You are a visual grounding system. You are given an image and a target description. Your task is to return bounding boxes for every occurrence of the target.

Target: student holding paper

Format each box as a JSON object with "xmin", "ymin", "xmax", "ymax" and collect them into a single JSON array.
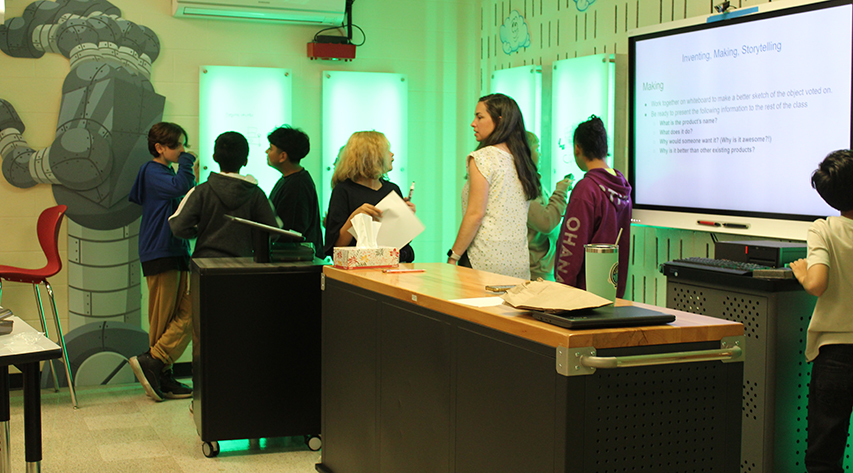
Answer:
[{"xmin": 323, "ymin": 131, "xmax": 416, "ymax": 262}]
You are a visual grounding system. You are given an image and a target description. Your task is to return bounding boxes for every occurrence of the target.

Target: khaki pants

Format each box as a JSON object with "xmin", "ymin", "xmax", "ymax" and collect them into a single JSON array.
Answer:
[{"xmin": 146, "ymin": 270, "xmax": 192, "ymax": 366}]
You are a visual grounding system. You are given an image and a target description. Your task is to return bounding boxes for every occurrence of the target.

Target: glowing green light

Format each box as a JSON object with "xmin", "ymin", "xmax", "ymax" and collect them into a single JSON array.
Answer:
[
  {"xmin": 491, "ymin": 65, "xmax": 542, "ymax": 139},
  {"xmin": 218, "ymin": 439, "xmax": 250, "ymax": 453},
  {"xmin": 551, "ymin": 54, "xmax": 616, "ymax": 182},
  {"xmin": 199, "ymin": 66, "xmax": 292, "ymax": 195},
  {"xmin": 320, "ymin": 71, "xmax": 408, "ymax": 213}
]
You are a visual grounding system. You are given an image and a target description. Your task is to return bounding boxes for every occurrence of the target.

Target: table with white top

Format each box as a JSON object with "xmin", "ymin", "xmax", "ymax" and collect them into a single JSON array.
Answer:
[{"xmin": 0, "ymin": 316, "xmax": 62, "ymax": 473}]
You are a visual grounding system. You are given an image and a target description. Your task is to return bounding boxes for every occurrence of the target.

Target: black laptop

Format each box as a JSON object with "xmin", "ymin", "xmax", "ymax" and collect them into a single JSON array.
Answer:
[{"xmin": 529, "ymin": 304, "xmax": 675, "ymax": 329}]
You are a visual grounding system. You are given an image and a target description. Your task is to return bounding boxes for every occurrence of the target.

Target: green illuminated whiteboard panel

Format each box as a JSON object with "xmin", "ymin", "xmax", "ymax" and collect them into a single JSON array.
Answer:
[
  {"xmin": 199, "ymin": 66, "xmax": 292, "ymax": 195},
  {"xmin": 491, "ymin": 65, "xmax": 542, "ymax": 138},
  {"xmin": 321, "ymin": 71, "xmax": 408, "ymax": 212},
  {"xmin": 551, "ymin": 54, "xmax": 615, "ymax": 182}
]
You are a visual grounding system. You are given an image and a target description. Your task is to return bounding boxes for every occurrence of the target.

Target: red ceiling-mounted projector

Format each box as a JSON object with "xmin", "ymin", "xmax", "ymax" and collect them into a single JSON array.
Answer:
[
  {"xmin": 307, "ymin": 0, "xmax": 357, "ymax": 61},
  {"xmin": 307, "ymin": 40, "xmax": 356, "ymax": 61}
]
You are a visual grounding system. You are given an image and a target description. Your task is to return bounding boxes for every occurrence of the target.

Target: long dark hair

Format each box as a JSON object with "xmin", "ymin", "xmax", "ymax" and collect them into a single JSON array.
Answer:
[{"xmin": 476, "ymin": 94, "xmax": 540, "ymax": 200}]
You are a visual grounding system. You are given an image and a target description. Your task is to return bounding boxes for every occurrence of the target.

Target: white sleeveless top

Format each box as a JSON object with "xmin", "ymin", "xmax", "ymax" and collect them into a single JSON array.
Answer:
[{"xmin": 462, "ymin": 146, "xmax": 531, "ymax": 279}]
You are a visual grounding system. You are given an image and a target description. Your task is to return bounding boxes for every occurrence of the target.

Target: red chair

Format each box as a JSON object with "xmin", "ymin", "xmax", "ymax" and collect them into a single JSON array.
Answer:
[{"xmin": 0, "ymin": 205, "xmax": 77, "ymax": 407}]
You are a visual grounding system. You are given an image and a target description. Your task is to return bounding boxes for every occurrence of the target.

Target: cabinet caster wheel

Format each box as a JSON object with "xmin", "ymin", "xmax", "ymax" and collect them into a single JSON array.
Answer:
[
  {"xmin": 306, "ymin": 435, "xmax": 322, "ymax": 451},
  {"xmin": 202, "ymin": 441, "xmax": 220, "ymax": 457}
]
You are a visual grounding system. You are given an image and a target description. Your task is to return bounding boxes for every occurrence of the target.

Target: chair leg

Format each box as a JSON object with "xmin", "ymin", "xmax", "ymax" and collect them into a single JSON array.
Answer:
[
  {"xmin": 31, "ymin": 285, "xmax": 60, "ymax": 393},
  {"xmin": 43, "ymin": 281, "xmax": 78, "ymax": 408}
]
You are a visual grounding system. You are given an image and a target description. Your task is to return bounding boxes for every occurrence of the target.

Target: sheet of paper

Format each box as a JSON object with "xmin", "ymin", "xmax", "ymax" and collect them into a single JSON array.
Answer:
[
  {"xmin": 450, "ymin": 297, "xmax": 506, "ymax": 308},
  {"xmin": 374, "ymin": 191, "xmax": 425, "ymax": 249}
]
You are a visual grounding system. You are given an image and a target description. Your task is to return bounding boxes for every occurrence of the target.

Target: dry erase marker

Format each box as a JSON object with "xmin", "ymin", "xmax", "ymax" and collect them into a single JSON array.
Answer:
[
  {"xmin": 383, "ymin": 268, "xmax": 426, "ymax": 274},
  {"xmin": 405, "ymin": 181, "xmax": 415, "ymax": 201},
  {"xmin": 697, "ymin": 220, "xmax": 721, "ymax": 227}
]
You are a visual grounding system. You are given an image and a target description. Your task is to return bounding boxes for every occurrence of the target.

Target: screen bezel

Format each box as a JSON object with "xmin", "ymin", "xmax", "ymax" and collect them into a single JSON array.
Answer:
[{"xmin": 627, "ymin": 0, "xmax": 853, "ymax": 239}]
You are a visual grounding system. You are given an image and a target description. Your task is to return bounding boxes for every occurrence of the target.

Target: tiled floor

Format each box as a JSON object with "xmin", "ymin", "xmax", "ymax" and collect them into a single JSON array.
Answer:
[{"xmin": 6, "ymin": 382, "xmax": 321, "ymax": 472}]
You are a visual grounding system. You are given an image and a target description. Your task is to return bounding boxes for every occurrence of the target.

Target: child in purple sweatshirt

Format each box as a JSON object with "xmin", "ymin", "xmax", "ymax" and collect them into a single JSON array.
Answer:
[{"xmin": 554, "ymin": 116, "xmax": 632, "ymax": 298}]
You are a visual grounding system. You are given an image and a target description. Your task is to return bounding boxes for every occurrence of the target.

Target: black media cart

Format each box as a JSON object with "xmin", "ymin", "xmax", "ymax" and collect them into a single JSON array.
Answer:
[
  {"xmin": 191, "ymin": 257, "xmax": 323, "ymax": 457},
  {"xmin": 661, "ymin": 262, "xmax": 817, "ymax": 473}
]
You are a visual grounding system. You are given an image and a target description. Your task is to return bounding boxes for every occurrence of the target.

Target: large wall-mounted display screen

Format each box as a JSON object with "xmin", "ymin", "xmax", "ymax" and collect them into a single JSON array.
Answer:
[{"xmin": 629, "ymin": 0, "xmax": 852, "ymax": 239}]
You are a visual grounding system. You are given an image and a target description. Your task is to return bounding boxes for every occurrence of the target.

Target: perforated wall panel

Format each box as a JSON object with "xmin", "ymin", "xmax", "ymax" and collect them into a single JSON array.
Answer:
[
  {"xmin": 669, "ymin": 282, "xmax": 769, "ymax": 472},
  {"xmin": 667, "ymin": 278, "xmax": 816, "ymax": 473},
  {"xmin": 583, "ymin": 362, "xmax": 735, "ymax": 472}
]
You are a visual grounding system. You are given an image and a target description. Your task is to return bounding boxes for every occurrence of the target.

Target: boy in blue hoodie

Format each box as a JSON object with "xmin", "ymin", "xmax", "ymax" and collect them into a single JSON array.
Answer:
[
  {"xmin": 554, "ymin": 115, "xmax": 632, "ymax": 297},
  {"xmin": 128, "ymin": 122, "xmax": 196, "ymax": 402}
]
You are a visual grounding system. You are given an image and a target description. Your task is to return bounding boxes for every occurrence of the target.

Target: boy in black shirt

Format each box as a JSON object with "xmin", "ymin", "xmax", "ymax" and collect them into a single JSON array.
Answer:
[{"xmin": 266, "ymin": 126, "xmax": 324, "ymax": 259}]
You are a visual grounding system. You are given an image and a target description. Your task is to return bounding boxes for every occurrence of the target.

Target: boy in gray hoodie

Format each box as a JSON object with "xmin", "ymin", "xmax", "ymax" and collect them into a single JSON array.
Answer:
[{"xmin": 169, "ymin": 131, "xmax": 279, "ymax": 258}]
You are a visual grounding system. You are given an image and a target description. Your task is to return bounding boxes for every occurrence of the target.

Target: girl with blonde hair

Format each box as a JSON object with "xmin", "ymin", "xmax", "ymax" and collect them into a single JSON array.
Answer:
[{"xmin": 323, "ymin": 131, "xmax": 416, "ymax": 262}]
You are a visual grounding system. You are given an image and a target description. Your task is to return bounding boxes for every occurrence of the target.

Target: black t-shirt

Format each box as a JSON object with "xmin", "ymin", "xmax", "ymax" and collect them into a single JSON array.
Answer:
[
  {"xmin": 269, "ymin": 169, "xmax": 324, "ymax": 259},
  {"xmin": 323, "ymin": 178, "xmax": 415, "ymax": 262}
]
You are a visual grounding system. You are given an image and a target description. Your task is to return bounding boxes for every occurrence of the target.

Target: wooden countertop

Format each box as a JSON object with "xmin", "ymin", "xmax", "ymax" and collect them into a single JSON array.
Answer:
[{"xmin": 323, "ymin": 263, "xmax": 743, "ymax": 350}]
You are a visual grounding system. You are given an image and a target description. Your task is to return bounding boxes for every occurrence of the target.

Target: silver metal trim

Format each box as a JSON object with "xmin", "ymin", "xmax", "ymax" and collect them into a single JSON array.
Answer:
[{"xmin": 557, "ymin": 336, "xmax": 745, "ymax": 377}]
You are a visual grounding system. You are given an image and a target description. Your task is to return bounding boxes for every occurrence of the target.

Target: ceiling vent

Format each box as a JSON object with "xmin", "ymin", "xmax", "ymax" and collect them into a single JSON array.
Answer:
[{"xmin": 172, "ymin": 0, "xmax": 346, "ymax": 25}]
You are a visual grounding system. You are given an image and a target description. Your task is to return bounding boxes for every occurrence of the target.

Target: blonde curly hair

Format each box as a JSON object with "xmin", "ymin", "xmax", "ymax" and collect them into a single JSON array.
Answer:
[{"xmin": 331, "ymin": 131, "xmax": 391, "ymax": 188}]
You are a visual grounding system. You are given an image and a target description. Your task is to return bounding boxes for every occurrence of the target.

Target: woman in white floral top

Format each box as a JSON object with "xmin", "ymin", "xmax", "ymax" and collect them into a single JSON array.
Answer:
[{"xmin": 447, "ymin": 94, "xmax": 541, "ymax": 279}]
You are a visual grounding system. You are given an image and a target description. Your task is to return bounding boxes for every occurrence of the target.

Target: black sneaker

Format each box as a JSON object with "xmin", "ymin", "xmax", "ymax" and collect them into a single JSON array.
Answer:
[
  {"xmin": 160, "ymin": 370, "xmax": 192, "ymax": 399},
  {"xmin": 129, "ymin": 352, "xmax": 165, "ymax": 402}
]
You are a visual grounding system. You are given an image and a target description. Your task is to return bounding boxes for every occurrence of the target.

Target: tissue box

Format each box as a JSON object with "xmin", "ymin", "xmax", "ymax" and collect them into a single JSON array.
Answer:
[{"xmin": 333, "ymin": 247, "xmax": 400, "ymax": 269}]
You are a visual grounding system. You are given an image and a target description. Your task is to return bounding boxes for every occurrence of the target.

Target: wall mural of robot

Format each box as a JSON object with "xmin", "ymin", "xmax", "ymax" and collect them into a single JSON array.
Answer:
[{"xmin": 0, "ymin": 0, "xmax": 163, "ymax": 386}]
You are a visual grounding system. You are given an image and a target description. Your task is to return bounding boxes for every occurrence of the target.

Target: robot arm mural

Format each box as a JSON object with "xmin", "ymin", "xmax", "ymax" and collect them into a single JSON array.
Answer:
[
  {"xmin": 1, "ymin": 0, "xmax": 164, "ymax": 228},
  {"xmin": 0, "ymin": 0, "xmax": 164, "ymax": 387}
]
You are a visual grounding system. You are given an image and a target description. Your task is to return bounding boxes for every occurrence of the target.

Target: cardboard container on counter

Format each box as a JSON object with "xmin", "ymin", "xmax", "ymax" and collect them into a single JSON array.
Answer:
[{"xmin": 333, "ymin": 247, "xmax": 400, "ymax": 269}]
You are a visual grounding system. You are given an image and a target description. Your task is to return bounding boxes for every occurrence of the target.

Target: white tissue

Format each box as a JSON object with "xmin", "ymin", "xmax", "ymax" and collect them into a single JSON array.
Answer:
[{"xmin": 350, "ymin": 214, "xmax": 382, "ymax": 248}]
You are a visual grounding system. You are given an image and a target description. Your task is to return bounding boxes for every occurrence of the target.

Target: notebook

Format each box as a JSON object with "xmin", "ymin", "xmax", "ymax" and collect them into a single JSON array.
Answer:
[{"xmin": 529, "ymin": 304, "xmax": 675, "ymax": 329}]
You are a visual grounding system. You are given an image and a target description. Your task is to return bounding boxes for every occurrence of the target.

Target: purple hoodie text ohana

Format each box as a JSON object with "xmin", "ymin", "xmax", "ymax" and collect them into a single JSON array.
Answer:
[{"xmin": 554, "ymin": 168, "xmax": 633, "ymax": 298}]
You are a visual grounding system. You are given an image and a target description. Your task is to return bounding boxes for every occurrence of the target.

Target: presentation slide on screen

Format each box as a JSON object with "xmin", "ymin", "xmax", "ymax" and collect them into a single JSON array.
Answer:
[{"xmin": 633, "ymin": 4, "xmax": 852, "ymax": 217}]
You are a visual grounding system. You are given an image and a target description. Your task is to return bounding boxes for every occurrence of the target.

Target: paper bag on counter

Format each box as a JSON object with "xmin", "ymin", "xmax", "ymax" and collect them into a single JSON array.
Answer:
[{"xmin": 500, "ymin": 279, "xmax": 611, "ymax": 312}]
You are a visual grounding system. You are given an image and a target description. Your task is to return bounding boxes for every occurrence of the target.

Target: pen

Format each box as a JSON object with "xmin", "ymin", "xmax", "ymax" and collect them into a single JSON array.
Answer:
[
  {"xmin": 383, "ymin": 268, "xmax": 426, "ymax": 274},
  {"xmin": 405, "ymin": 181, "xmax": 415, "ymax": 201},
  {"xmin": 723, "ymin": 223, "xmax": 750, "ymax": 229},
  {"xmin": 697, "ymin": 220, "xmax": 721, "ymax": 227}
]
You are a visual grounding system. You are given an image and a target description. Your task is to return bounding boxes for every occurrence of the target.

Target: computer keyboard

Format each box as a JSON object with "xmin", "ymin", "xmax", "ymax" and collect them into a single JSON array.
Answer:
[{"xmin": 664, "ymin": 257, "xmax": 774, "ymax": 276}]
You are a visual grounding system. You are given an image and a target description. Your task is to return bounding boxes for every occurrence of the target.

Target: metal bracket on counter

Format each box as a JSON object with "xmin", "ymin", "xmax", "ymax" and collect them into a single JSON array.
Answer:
[{"xmin": 556, "ymin": 335, "xmax": 746, "ymax": 377}]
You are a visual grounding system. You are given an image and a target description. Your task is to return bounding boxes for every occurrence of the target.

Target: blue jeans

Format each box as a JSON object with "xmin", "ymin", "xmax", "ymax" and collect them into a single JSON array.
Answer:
[{"xmin": 807, "ymin": 344, "xmax": 853, "ymax": 473}]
